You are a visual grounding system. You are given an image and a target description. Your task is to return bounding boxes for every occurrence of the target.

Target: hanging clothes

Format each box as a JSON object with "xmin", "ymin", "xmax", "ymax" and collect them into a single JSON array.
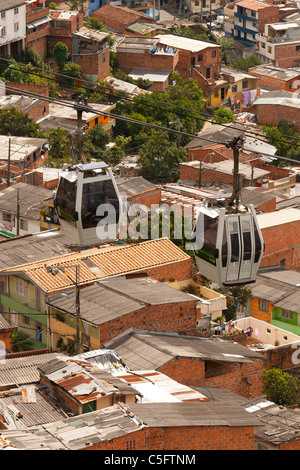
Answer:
[
  {"xmin": 242, "ymin": 90, "xmax": 251, "ymax": 106},
  {"xmin": 250, "ymin": 89, "xmax": 257, "ymax": 102}
]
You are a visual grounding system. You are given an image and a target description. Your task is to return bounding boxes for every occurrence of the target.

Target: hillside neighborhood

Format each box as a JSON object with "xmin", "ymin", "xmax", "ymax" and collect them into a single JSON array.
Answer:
[{"xmin": 0, "ymin": 0, "xmax": 300, "ymax": 454}]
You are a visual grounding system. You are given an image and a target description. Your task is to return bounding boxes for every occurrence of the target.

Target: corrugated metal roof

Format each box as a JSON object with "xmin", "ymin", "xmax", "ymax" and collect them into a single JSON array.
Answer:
[
  {"xmin": 0, "ymin": 353, "xmax": 66, "ymax": 387},
  {"xmin": 0, "ymin": 387, "xmax": 66, "ymax": 429},
  {"xmin": 0, "ymin": 238, "xmax": 191, "ymax": 294},
  {"xmin": 105, "ymin": 329, "xmax": 265, "ymax": 370}
]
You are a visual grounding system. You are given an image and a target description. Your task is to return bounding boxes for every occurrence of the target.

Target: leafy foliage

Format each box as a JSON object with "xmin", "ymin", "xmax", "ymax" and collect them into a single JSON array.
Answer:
[
  {"xmin": 137, "ymin": 129, "xmax": 187, "ymax": 183},
  {"xmin": 46, "ymin": 127, "xmax": 72, "ymax": 167},
  {"xmin": 11, "ymin": 330, "xmax": 35, "ymax": 352},
  {"xmin": 0, "ymin": 107, "xmax": 44, "ymax": 138},
  {"xmin": 216, "ymin": 285, "xmax": 252, "ymax": 322},
  {"xmin": 262, "ymin": 119, "xmax": 300, "ymax": 164},
  {"xmin": 263, "ymin": 368, "xmax": 300, "ymax": 406},
  {"xmin": 230, "ymin": 55, "xmax": 262, "ymax": 71},
  {"xmin": 53, "ymin": 42, "xmax": 68, "ymax": 71},
  {"xmin": 213, "ymin": 107, "xmax": 235, "ymax": 124}
]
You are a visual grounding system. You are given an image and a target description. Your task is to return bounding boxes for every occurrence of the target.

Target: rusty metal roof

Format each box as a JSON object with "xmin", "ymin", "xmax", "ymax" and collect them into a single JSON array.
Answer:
[{"xmin": 0, "ymin": 238, "xmax": 191, "ymax": 294}]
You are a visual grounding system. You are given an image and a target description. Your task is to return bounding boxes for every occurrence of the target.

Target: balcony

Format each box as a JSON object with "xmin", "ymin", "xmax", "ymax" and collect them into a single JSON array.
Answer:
[{"xmin": 234, "ymin": 11, "xmax": 257, "ymax": 23}]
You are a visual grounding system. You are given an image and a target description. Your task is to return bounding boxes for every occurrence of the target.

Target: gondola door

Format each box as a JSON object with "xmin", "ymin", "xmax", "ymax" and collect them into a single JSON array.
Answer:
[
  {"xmin": 224, "ymin": 215, "xmax": 242, "ymax": 284},
  {"xmin": 238, "ymin": 213, "xmax": 254, "ymax": 282}
]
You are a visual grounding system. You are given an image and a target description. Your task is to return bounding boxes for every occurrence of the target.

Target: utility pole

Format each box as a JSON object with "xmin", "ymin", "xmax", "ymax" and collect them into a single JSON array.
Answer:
[
  {"xmin": 16, "ymin": 188, "xmax": 20, "ymax": 236},
  {"xmin": 7, "ymin": 137, "xmax": 11, "ymax": 187},
  {"xmin": 226, "ymin": 135, "xmax": 244, "ymax": 211},
  {"xmin": 74, "ymin": 94, "xmax": 89, "ymax": 164}
]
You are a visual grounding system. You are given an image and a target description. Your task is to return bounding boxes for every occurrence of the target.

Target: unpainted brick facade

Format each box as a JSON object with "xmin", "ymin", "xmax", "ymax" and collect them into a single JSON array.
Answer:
[{"xmin": 158, "ymin": 356, "xmax": 264, "ymax": 399}]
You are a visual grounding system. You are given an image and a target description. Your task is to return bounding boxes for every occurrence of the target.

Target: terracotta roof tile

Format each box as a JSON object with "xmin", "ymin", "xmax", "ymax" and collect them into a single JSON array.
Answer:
[
  {"xmin": 93, "ymin": 4, "xmax": 155, "ymax": 26},
  {"xmin": 1, "ymin": 238, "xmax": 191, "ymax": 294}
]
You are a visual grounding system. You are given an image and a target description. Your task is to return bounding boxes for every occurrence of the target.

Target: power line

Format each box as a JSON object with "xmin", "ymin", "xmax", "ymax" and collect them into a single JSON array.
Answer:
[
  {"xmin": 1, "ymin": 56, "xmax": 300, "ymax": 147},
  {"xmin": 1, "ymin": 82, "xmax": 300, "ymax": 165}
]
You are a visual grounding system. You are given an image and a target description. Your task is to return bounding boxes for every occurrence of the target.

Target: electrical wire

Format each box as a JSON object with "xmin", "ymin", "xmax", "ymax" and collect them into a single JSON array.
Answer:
[
  {"xmin": 1, "ymin": 82, "xmax": 300, "ymax": 165},
  {"xmin": 1, "ymin": 56, "xmax": 300, "ymax": 147}
]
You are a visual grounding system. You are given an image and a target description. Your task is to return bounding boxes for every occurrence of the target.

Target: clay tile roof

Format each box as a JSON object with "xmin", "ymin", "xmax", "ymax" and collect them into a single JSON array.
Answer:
[
  {"xmin": 93, "ymin": 4, "xmax": 155, "ymax": 26},
  {"xmin": 235, "ymin": 0, "xmax": 275, "ymax": 10},
  {"xmin": 0, "ymin": 238, "xmax": 191, "ymax": 294}
]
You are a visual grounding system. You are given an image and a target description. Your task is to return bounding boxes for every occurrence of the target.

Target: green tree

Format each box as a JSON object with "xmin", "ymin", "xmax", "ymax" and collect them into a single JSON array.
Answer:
[
  {"xmin": 11, "ymin": 330, "xmax": 35, "ymax": 352},
  {"xmin": 262, "ymin": 119, "xmax": 300, "ymax": 164},
  {"xmin": 83, "ymin": 124, "xmax": 110, "ymax": 161},
  {"xmin": 63, "ymin": 62, "xmax": 81, "ymax": 87},
  {"xmin": 137, "ymin": 129, "xmax": 187, "ymax": 183},
  {"xmin": 230, "ymin": 55, "xmax": 262, "ymax": 71},
  {"xmin": 0, "ymin": 107, "xmax": 44, "ymax": 137},
  {"xmin": 217, "ymin": 285, "xmax": 252, "ymax": 322},
  {"xmin": 66, "ymin": 0, "xmax": 85, "ymax": 10},
  {"xmin": 263, "ymin": 368, "xmax": 300, "ymax": 406},
  {"xmin": 53, "ymin": 42, "xmax": 68, "ymax": 71},
  {"xmin": 219, "ymin": 38, "xmax": 236, "ymax": 66},
  {"xmin": 213, "ymin": 107, "xmax": 235, "ymax": 124},
  {"xmin": 46, "ymin": 127, "xmax": 72, "ymax": 167}
]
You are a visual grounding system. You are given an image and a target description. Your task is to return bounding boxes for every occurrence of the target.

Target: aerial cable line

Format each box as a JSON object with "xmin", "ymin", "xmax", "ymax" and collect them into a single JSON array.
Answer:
[
  {"xmin": 1, "ymin": 56, "xmax": 300, "ymax": 146},
  {"xmin": 1, "ymin": 83, "xmax": 300, "ymax": 166}
]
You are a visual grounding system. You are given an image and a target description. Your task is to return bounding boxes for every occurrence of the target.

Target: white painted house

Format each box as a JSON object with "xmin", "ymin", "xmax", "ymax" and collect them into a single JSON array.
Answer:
[{"xmin": 0, "ymin": 0, "xmax": 26, "ymax": 56}]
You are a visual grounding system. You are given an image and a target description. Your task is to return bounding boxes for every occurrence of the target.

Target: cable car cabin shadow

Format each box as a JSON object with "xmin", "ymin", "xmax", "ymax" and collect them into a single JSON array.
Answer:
[
  {"xmin": 190, "ymin": 201, "xmax": 264, "ymax": 287},
  {"xmin": 54, "ymin": 162, "xmax": 122, "ymax": 246}
]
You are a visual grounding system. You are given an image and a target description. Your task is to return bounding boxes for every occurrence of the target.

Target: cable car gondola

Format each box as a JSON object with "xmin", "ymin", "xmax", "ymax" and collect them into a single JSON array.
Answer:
[
  {"xmin": 54, "ymin": 161, "xmax": 122, "ymax": 246},
  {"xmin": 190, "ymin": 136, "xmax": 264, "ymax": 286}
]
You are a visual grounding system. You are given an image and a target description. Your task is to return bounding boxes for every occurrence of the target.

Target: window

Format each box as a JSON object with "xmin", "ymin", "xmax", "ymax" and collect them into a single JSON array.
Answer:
[
  {"xmin": 281, "ymin": 308, "xmax": 293, "ymax": 320},
  {"xmin": 206, "ymin": 67, "xmax": 211, "ymax": 79},
  {"xmin": 283, "ymin": 335, "xmax": 288, "ymax": 341},
  {"xmin": 211, "ymin": 50, "xmax": 216, "ymax": 58},
  {"xmin": 251, "ymin": 10, "xmax": 256, "ymax": 17},
  {"xmin": 1, "ymin": 26, "xmax": 6, "ymax": 37},
  {"xmin": 232, "ymin": 84, "xmax": 237, "ymax": 93},
  {"xmin": 14, "ymin": 7, "xmax": 19, "ymax": 14},
  {"xmin": 14, "ymin": 23, "xmax": 19, "ymax": 32},
  {"xmin": 198, "ymin": 53, "xmax": 203, "ymax": 62},
  {"xmin": 258, "ymin": 298, "xmax": 269, "ymax": 312},
  {"xmin": 126, "ymin": 440, "xmax": 136, "ymax": 450},
  {"xmin": 15, "ymin": 278, "xmax": 27, "ymax": 297},
  {"xmin": 2, "ymin": 212, "xmax": 11, "ymax": 222},
  {"xmin": 266, "ymin": 328, "xmax": 271, "ymax": 334},
  {"xmin": 1, "ymin": 12, "xmax": 5, "ymax": 18},
  {"xmin": 20, "ymin": 219, "xmax": 28, "ymax": 231},
  {"xmin": 191, "ymin": 56, "xmax": 195, "ymax": 66},
  {"xmin": 23, "ymin": 316, "xmax": 30, "ymax": 325},
  {"xmin": 296, "ymin": 45, "xmax": 300, "ymax": 51},
  {"xmin": 242, "ymin": 80, "xmax": 248, "ymax": 89}
]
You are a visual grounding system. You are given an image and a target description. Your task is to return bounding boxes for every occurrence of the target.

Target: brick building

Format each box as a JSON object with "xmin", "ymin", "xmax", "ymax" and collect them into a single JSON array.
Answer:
[
  {"xmin": 155, "ymin": 34, "xmax": 223, "ymax": 102},
  {"xmin": 249, "ymin": 64, "xmax": 300, "ymax": 92},
  {"xmin": 256, "ymin": 22, "xmax": 300, "ymax": 67},
  {"xmin": 0, "ymin": 314, "xmax": 16, "ymax": 354},
  {"xmin": 116, "ymin": 176, "xmax": 161, "ymax": 209},
  {"xmin": 116, "ymin": 36, "xmax": 179, "ymax": 92},
  {"xmin": 48, "ymin": 9, "xmax": 84, "ymax": 55},
  {"xmin": 26, "ymin": 0, "xmax": 51, "ymax": 58},
  {"xmin": 233, "ymin": 0, "xmax": 280, "ymax": 45},
  {"xmin": 72, "ymin": 26, "xmax": 110, "ymax": 83},
  {"xmin": 91, "ymin": 4, "xmax": 156, "ymax": 36},
  {"xmin": 105, "ymin": 329, "xmax": 266, "ymax": 399},
  {"xmin": 257, "ymin": 207, "xmax": 300, "ymax": 270},
  {"xmin": 47, "ymin": 277, "xmax": 199, "ymax": 349},
  {"xmin": 179, "ymin": 159, "xmax": 270, "ymax": 187},
  {"xmin": 0, "ymin": 238, "xmax": 194, "ymax": 348},
  {"xmin": 0, "ymin": 401, "xmax": 261, "ymax": 450},
  {"xmin": 253, "ymin": 90, "xmax": 300, "ymax": 133}
]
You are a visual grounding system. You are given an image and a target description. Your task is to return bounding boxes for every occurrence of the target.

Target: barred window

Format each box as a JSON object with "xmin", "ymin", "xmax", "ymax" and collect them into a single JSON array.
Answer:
[{"xmin": 258, "ymin": 298, "xmax": 268, "ymax": 312}]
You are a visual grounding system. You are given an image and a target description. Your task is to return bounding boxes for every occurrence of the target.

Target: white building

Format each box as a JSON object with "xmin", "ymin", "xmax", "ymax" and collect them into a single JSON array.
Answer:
[{"xmin": 0, "ymin": 0, "xmax": 26, "ymax": 56}]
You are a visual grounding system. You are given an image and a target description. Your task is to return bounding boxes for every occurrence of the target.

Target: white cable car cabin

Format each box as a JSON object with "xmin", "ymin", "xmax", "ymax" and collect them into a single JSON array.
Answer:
[
  {"xmin": 54, "ymin": 161, "xmax": 122, "ymax": 246},
  {"xmin": 191, "ymin": 200, "xmax": 264, "ymax": 286},
  {"xmin": 190, "ymin": 134, "xmax": 264, "ymax": 287}
]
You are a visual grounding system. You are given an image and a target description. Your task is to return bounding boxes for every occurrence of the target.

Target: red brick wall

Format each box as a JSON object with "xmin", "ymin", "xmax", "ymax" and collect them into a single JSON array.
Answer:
[
  {"xmin": 248, "ymin": 70, "xmax": 299, "ymax": 92},
  {"xmin": 116, "ymin": 50, "xmax": 178, "ymax": 75},
  {"xmin": 256, "ymin": 103, "xmax": 300, "ymax": 133},
  {"xmin": 180, "ymin": 162, "xmax": 257, "ymax": 186},
  {"xmin": 128, "ymin": 187, "xmax": 162, "ymax": 208},
  {"xmin": 274, "ymin": 43, "xmax": 300, "ymax": 68},
  {"xmin": 260, "ymin": 220, "xmax": 300, "ymax": 270},
  {"xmin": 159, "ymin": 356, "xmax": 264, "ymax": 399},
  {"xmin": 99, "ymin": 300, "xmax": 197, "ymax": 346},
  {"xmin": 73, "ymin": 49, "xmax": 110, "ymax": 81},
  {"xmin": 84, "ymin": 425, "xmax": 255, "ymax": 450},
  {"xmin": 258, "ymin": 5, "xmax": 280, "ymax": 33},
  {"xmin": 174, "ymin": 46, "xmax": 221, "ymax": 89},
  {"xmin": 0, "ymin": 329, "xmax": 15, "ymax": 354}
]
